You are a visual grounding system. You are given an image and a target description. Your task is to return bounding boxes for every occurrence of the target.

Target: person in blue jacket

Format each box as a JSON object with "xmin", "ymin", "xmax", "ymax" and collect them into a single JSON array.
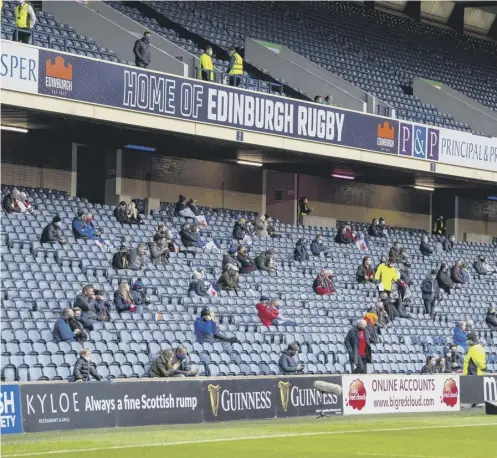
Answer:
[
  {"xmin": 310, "ymin": 234, "xmax": 328, "ymax": 257},
  {"xmin": 52, "ymin": 309, "xmax": 81, "ymax": 342},
  {"xmin": 453, "ymin": 321, "xmax": 468, "ymax": 352},
  {"xmin": 194, "ymin": 308, "xmax": 238, "ymax": 344},
  {"xmin": 72, "ymin": 211, "xmax": 90, "ymax": 239}
]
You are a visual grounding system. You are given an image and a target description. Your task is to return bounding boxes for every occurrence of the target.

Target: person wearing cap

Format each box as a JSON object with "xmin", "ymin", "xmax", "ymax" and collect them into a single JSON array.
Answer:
[
  {"xmin": 254, "ymin": 248, "xmax": 277, "ymax": 273},
  {"xmin": 446, "ymin": 344, "xmax": 464, "ymax": 372},
  {"xmin": 375, "ymin": 257, "xmax": 399, "ymax": 294},
  {"xmin": 40, "ymin": 215, "xmax": 66, "ymax": 245},
  {"xmin": 294, "ymin": 238, "xmax": 309, "ymax": 262},
  {"xmin": 72, "ymin": 211, "xmax": 91, "ymax": 239},
  {"xmin": 313, "ymin": 269, "xmax": 335, "ymax": 295},
  {"xmin": 345, "ymin": 319, "xmax": 374, "ymax": 374},
  {"xmin": 73, "ymin": 349, "xmax": 102, "ymax": 382},
  {"xmin": 463, "ymin": 331, "xmax": 487, "ymax": 375},
  {"xmin": 279, "ymin": 343, "xmax": 304, "ymax": 374},
  {"xmin": 421, "ymin": 268, "xmax": 440, "ymax": 318},
  {"xmin": 194, "ymin": 307, "xmax": 238, "ymax": 344},
  {"xmin": 130, "ymin": 278, "xmax": 151, "ymax": 306},
  {"xmin": 421, "ymin": 355, "xmax": 436, "ymax": 374},
  {"xmin": 236, "ymin": 245, "xmax": 254, "ymax": 274},
  {"xmin": 217, "ymin": 263, "xmax": 240, "ymax": 291},
  {"xmin": 419, "ymin": 234, "xmax": 433, "ymax": 256}
]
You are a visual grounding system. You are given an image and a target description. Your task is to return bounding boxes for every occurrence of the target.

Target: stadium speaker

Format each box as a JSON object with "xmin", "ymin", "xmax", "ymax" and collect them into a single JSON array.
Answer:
[{"xmin": 485, "ymin": 401, "xmax": 497, "ymax": 415}]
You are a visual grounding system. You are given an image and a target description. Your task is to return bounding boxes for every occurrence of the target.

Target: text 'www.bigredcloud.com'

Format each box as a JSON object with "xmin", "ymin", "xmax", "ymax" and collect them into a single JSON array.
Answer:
[{"xmin": 373, "ymin": 396, "xmax": 435, "ymax": 410}]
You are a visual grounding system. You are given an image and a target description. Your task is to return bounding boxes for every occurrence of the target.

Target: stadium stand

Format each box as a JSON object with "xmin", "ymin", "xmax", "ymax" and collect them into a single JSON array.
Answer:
[{"xmin": 1, "ymin": 185, "xmax": 496, "ymax": 382}]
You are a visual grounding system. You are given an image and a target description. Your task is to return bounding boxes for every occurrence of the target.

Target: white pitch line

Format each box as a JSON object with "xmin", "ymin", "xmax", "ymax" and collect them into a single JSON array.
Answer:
[
  {"xmin": 3, "ymin": 422, "xmax": 497, "ymax": 457},
  {"xmin": 356, "ymin": 453, "xmax": 455, "ymax": 458}
]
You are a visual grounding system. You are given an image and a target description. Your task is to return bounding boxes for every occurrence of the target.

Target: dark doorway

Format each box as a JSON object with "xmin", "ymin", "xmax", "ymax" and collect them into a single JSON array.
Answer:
[{"xmin": 76, "ymin": 145, "xmax": 106, "ymax": 204}]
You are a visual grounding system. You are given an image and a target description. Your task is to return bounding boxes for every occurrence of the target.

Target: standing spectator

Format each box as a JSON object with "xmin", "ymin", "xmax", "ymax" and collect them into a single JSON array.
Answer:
[
  {"xmin": 127, "ymin": 201, "xmax": 143, "ymax": 225},
  {"xmin": 294, "ymin": 238, "xmax": 309, "ymax": 262},
  {"xmin": 52, "ymin": 309, "xmax": 81, "ymax": 342},
  {"xmin": 40, "ymin": 215, "xmax": 66, "ymax": 245},
  {"xmin": 133, "ymin": 31, "xmax": 151, "ymax": 68},
  {"xmin": 421, "ymin": 269, "xmax": 440, "ymax": 318},
  {"xmin": 227, "ymin": 47, "xmax": 243, "ymax": 86},
  {"xmin": 114, "ymin": 281, "xmax": 136, "ymax": 313},
  {"xmin": 420, "ymin": 235, "xmax": 433, "ymax": 256},
  {"xmin": 310, "ymin": 234, "xmax": 328, "ymax": 257},
  {"xmin": 189, "ymin": 271, "xmax": 209, "ymax": 297},
  {"xmin": 463, "ymin": 332, "xmax": 487, "ymax": 376},
  {"xmin": 345, "ymin": 319, "xmax": 374, "ymax": 374},
  {"xmin": 443, "ymin": 234, "xmax": 455, "ymax": 252},
  {"xmin": 486, "ymin": 306, "xmax": 497, "ymax": 331},
  {"xmin": 451, "ymin": 261, "xmax": 464, "ymax": 284},
  {"xmin": 130, "ymin": 278, "xmax": 151, "ymax": 306},
  {"xmin": 378, "ymin": 291, "xmax": 398, "ymax": 320},
  {"xmin": 324, "ymin": 94, "xmax": 333, "ymax": 106},
  {"xmin": 114, "ymin": 201, "xmax": 129, "ymax": 226},
  {"xmin": 437, "ymin": 263, "xmax": 454, "ymax": 295},
  {"xmin": 194, "ymin": 308, "xmax": 238, "ymax": 344},
  {"xmin": 254, "ymin": 214, "xmax": 269, "ymax": 237},
  {"xmin": 73, "ymin": 285, "xmax": 99, "ymax": 331},
  {"xmin": 217, "ymin": 264, "xmax": 240, "ymax": 292},
  {"xmin": 453, "ymin": 321, "xmax": 468, "ymax": 352},
  {"xmin": 73, "ymin": 349, "xmax": 102, "ymax": 382},
  {"xmin": 313, "ymin": 269, "xmax": 335, "ymax": 295},
  {"xmin": 314, "ymin": 95, "xmax": 323, "ymax": 104},
  {"xmin": 232, "ymin": 218, "xmax": 252, "ymax": 246},
  {"xmin": 222, "ymin": 246, "xmax": 240, "ymax": 270},
  {"xmin": 376, "ymin": 302, "xmax": 392, "ymax": 329},
  {"xmin": 446, "ymin": 344, "xmax": 464, "ymax": 372},
  {"xmin": 298, "ymin": 197, "xmax": 311, "ymax": 225},
  {"xmin": 375, "ymin": 257, "xmax": 399, "ymax": 295},
  {"xmin": 199, "ymin": 46, "xmax": 214, "ymax": 81},
  {"xmin": 2, "ymin": 188, "xmax": 21, "ymax": 213},
  {"xmin": 356, "ymin": 256, "xmax": 375, "ymax": 284},
  {"xmin": 236, "ymin": 246, "xmax": 254, "ymax": 274},
  {"xmin": 433, "ymin": 216, "xmax": 446, "ymax": 237},
  {"xmin": 254, "ymin": 248, "xmax": 277, "ymax": 273},
  {"xmin": 392, "ymin": 283, "xmax": 411, "ymax": 318},
  {"xmin": 474, "ymin": 256, "xmax": 496, "ymax": 276},
  {"xmin": 421, "ymin": 356, "xmax": 436, "ymax": 374},
  {"xmin": 14, "ymin": 0, "xmax": 36, "ymax": 44},
  {"xmin": 279, "ymin": 343, "xmax": 303, "ymax": 374},
  {"xmin": 150, "ymin": 237, "xmax": 169, "ymax": 265},
  {"xmin": 93, "ymin": 290, "xmax": 111, "ymax": 322}
]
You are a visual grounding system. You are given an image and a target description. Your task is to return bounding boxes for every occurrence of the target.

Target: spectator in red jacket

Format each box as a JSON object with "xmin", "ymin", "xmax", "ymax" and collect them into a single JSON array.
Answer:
[
  {"xmin": 313, "ymin": 269, "xmax": 335, "ymax": 295},
  {"xmin": 256, "ymin": 297, "xmax": 296, "ymax": 328}
]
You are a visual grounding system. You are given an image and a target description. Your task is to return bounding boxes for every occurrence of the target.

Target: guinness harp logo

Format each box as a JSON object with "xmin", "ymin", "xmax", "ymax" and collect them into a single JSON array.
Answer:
[
  {"xmin": 278, "ymin": 381, "xmax": 291, "ymax": 412},
  {"xmin": 208, "ymin": 384, "xmax": 221, "ymax": 417}
]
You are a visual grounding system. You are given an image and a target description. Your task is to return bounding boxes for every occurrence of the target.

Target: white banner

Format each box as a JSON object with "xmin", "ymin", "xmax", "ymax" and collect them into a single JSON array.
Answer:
[
  {"xmin": 439, "ymin": 129, "xmax": 497, "ymax": 172},
  {"xmin": 342, "ymin": 374, "xmax": 460, "ymax": 415},
  {"xmin": 1, "ymin": 41, "xmax": 39, "ymax": 94}
]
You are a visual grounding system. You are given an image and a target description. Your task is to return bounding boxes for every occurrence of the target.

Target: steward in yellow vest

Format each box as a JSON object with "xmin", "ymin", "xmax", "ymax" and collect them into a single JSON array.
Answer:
[
  {"xmin": 227, "ymin": 47, "xmax": 243, "ymax": 86},
  {"xmin": 198, "ymin": 46, "xmax": 214, "ymax": 81},
  {"xmin": 15, "ymin": 1, "xmax": 37, "ymax": 44}
]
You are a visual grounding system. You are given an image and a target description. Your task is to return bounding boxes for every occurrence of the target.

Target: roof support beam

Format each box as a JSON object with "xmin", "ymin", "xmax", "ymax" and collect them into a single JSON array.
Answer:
[{"xmin": 448, "ymin": 3, "xmax": 465, "ymax": 33}]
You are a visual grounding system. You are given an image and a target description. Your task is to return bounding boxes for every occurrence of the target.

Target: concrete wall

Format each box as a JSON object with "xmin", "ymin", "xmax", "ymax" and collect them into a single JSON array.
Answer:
[
  {"xmin": 43, "ymin": 0, "xmax": 189, "ymax": 77},
  {"xmin": 265, "ymin": 170, "xmax": 296, "ymax": 224}
]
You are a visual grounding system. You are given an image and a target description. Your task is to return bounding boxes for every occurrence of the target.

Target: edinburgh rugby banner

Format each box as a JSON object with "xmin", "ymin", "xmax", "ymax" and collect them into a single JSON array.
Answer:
[{"xmin": 342, "ymin": 374, "xmax": 460, "ymax": 415}]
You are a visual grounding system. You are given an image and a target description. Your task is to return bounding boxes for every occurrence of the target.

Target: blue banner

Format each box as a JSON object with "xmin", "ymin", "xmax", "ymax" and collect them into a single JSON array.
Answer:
[{"xmin": 0, "ymin": 384, "xmax": 23, "ymax": 434}]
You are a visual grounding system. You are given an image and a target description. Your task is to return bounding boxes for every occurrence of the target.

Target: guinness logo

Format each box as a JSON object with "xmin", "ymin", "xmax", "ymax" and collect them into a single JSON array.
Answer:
[
  {"xmin": 278, "ymin": 381, "xmax": 291, "ymax": 412},
  {"xmin": 208, "ymin": 384, "xmax": 221, "ymax": 417}
]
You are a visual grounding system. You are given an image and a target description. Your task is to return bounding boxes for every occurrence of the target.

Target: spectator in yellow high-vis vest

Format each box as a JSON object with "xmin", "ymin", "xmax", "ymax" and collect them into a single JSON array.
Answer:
[
  {"xmin": 14, "ymin": 0, "xmax": 37, "ymax": 44},
  {"xmin": 199, "ymin": 46, "xmax": 214, "ymax": 81},
  {"xmin": 463, "ymin": 331, "xmax": 487, "ymax": 376},
  {"xmin": 227, "ymin": 47, "xmax": 243, "ymax": 87}
]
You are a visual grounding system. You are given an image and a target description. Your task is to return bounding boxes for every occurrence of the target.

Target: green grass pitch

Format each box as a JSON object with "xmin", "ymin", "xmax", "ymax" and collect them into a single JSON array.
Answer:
[{"xmin": 2, "ymin": 410, "xmax": 496, "ymax": 458}]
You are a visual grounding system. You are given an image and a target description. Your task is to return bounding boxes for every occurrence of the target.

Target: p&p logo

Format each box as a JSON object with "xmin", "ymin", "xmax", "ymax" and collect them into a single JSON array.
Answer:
[
  {"xmin": 441, "ymin": 378, "xmax": 459, "ymax": 408},
  {"xmin": 346, "ymin": 379, "xmax": 367, "ymax": 411},
  {"xmin": 0, "ymin": 385, "xmax": 23, "ymax": 434},
  {"xmin": 399, "ymin": 122, "xmax": 439, "ymax": 161}
]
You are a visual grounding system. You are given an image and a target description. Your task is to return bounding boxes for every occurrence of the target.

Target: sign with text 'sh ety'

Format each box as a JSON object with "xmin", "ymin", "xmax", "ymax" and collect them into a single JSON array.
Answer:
[{"xmin": 0, "ymin": 384, "xmax": 23, "ymax": 434}]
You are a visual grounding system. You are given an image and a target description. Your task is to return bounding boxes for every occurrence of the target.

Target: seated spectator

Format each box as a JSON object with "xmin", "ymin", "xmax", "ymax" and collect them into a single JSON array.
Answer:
[
  {"xmin": 165, "ymin": 229, "xmax": 180, "ymax": 253},
  {"xmin": 356, "ymin": 256, "xmax": 375, "ymax": 284},
  {"xmin": 114, "ymin": 201, "xmax": 129, "ymax": 226},
  {"xmin": 41, "ymin": 215, "xmax": 66, "ymax": 245},
  {"xmin": 376, "ymin": 302, "xmax": 392, "ymax": 328},
  {"xmin": 466, "ymin": 319, "xmax": 475, "ymax": 333},
  {"xmin": 232, "ymin": 217, "xmax": 252, "ymax": 246},
  {"xmin": 112, "ymin": 243, "xmax": 148, "ymax": 270},
  {"xmin": 236, "ymin": 246, "xmax": 254, "ymax": 274},
  {"xmin": 461, "ymin": 262, "xmax": 471, "ymax": 283},
  {"xmin": 446, "ymin": 344, "xmax": 464, "ymax": 372},
  {"xmin": 150, "ymin": 237, "xmax": 169, "ymax": 265},
  {"xmin": 434, "ymin": 357, "xmax": 447, "ymax": 374},
  {"xmin": 254, "ymin": 248, "xmax": 277, "ymax": 273},
  {"xmin": 486, "ymin": 306, "xmax": 497, "ymax": 331},
  {"xmin": 149, "ymin": 350, "xmax": 181, "ymax": 378},
  {"xmin": 153, "ymin": 223, "xmax": 167, "ymax": 243},
  {"xmin": 254, "ymin": 214, "xmax": 269, "ymax": 237},
  {"xmin": 421, "ymin": 269, "xmax": 440, "ymax": 319},
  {"xmin": 474, "ymin": 256, "xmax": 496, "ymax": 276},
  {"xmin": 314, "ymin": 95, "xmax": 323, "ymax": 104},
  {"xmin": 174, "ymin": 345, "xmax": 199, "ymax": 377},
  {"xmin": 2, "ymin": 188, "xmax": 22, "ymax": 213},
  {"xmin": 127, "ymin": 201, "xmax": 143, "ymax": 225},
  {"xmin": 257, "ymin": 298, "xmax": 297, "ymax": 328},
  {"xmin": 114, "ymin": 281, "xmax": 136, "ymax": 313},
  {"xmin": 392, "ymin": 283, "xmax": 411, "ymax": 318},
  {"xmin": 451, "ymin": 261, "xmax": 464, "ymax": 284},
  {"xmin": 294, "ymin": 238, "xmax": 309, "ymax": 262},
  {"xmin": 335, "ymin": 224, "xmax": 353, "ymax": 244},
  {"xmin": 378, "ymin": 217, "xmax": 389, "ymax": 237},
  {"xmin": 421, "ymin": 355, "xmax": 436, "ymax": 374},
  {"xmin": 189, "ymin": 271, "xmax": 210, "ymax": 297},
  {"xmin": 72, "ymin": 211, "xmax": 90, "ymax": 239},
  {"xmin": 69, "ymin": 308, "xmax": 89, "ymax": 342},
  {"xmin": 389, "ymin": 241, "xmax": 403, "ymax": 263},
  {"xmin": 298, "ymin": 197, "xmax": 311, "ymax": 224},
  {"xmin": 223, "ymin": 246, "xmax": 240, "ymax": 270},
  {"xmin": 175, "ymin": 195, "xmax": 206, "ymax": 226},
  {"xmin": 324, "ymin": 94, "xmax": 333, "ymax": 106},
  {"xmin": 378, "ymin": 291, "xmax": 397, "ymax": 320},
  {"xmin": 93, "ymin": 290, "xmax": 111, "ymax": 322},
  {"xmin": 194, "ymin": 307, "xmax": 238, "ymax": 344},
  {"xmin": 73, "ymin": 285, "xmax": 99, "ymax": 331},
  {"xmin": 52, "ymin": 308, "xmax": 82, "ymax": 342},
  {"xmin": 443, "ymin": 234, "xmax": 455, "ymax": 252},
  {"xmin": 265, "ymin": 214, "xmax": 281, "ymax": 238},
  {"xmin": 420, "ymin": 235, "xmax": 433, "ymax": 256},
  {"xmin": 310, "ymin": 234, "xmax": 328, "ymax": 257},
  {"xmin": 313, "ymin": 269, "xmax": 335, "ymax": 295},
  {"xmin": 130, "ymin": 278, "xmax": 151, "ymax": 306},
  {"xmin": 453, "ymin": 321, "xmax": 468, "ymax": 352},
  {"xmin": 179, "ymin": 224, "xmax": 206, "ymax": 249},
  {"xmin": 399, "ymin": 259, "xmax": 412, "ymax": 285},
  {"xmin": 217, "ymin": 263, "xmax": 240, "ymax": 291},
  {"xmin": 279, "ymin": 343, "xmax": 303, "ymax": 374},
  {"xmin": 368, "ymin": 218, "xmax": 383, "ymax": 237},
  {"xmin": 85, "ymin": 213, "xmax": 112, "ymax": 249},
  {"xmin": 17, "ymin": 192, "xmax": 33, "ymax": 213},
  {"xmin": 187, "ymin": 199, "xmax": 199, "ymax": 216},
  {"xmin": 375, "ymin": 257, "xmax": 399, "ymax": 294},
  {"xmin": 112, "ymin": 244, "xmax": 129, "ymax": 270},
  {"xmin": 463, "ymin": 331, "xmax": 487, "ymax": 376},
  {"xmin": 437, "ymin": 263, "xmax": 454, "ymax": 295},
  {"xmin": 73, "ymin": 349, "xmax": 102, "ymax": 382}
]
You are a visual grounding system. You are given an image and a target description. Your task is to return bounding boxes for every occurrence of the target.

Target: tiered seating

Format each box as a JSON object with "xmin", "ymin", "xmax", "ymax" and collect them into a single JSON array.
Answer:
[
  {"xmin": 1, "ymin": 185, "xmax": 496, "ymax": 382},
  {"xmin": 1, "ymin": 1, "xmax": 127, "ymax": 64},
  {"xmin": 143, "ymin": 0, "xmax": 497, "ymax": 131}
]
